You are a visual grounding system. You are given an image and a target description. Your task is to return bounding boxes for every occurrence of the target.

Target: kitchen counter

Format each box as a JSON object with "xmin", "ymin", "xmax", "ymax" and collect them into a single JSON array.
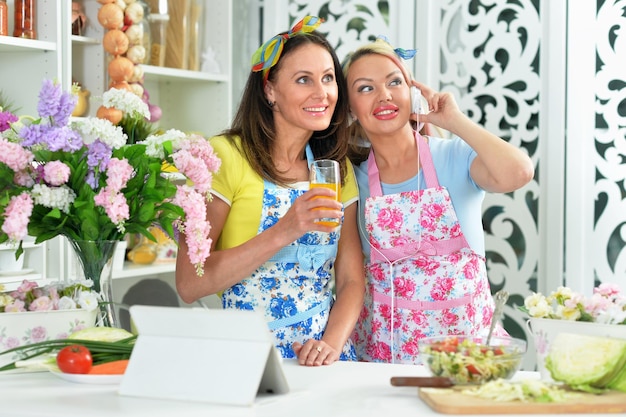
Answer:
[{"xmin": 0, "ymin": 360, "xmax": 618, "ymax": 416}]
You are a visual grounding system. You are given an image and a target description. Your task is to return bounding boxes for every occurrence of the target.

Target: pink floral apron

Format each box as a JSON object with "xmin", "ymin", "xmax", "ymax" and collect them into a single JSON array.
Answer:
[
  {"xmin": 222, "ymin": 145, "xmax": 356, "ymax": 360},
  {"xmin": 352, "ymin": 133, "xmax": 503, "ymax": 364}
]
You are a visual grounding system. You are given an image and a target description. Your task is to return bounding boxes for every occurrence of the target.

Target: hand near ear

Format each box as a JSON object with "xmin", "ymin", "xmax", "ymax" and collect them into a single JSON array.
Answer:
[{"xmin": 411, "ymin": 81, "xmax": 465, "ymax": 134}]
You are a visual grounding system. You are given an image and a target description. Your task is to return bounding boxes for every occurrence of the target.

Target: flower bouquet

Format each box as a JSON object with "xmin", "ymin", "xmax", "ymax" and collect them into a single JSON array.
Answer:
[
  {"xmin": 0, "ymin": 79, "xmax": 220, "ymax": 326},
  {"xmin": 520, "ymin": 283, "xmax": 626, "ymax": 325}
]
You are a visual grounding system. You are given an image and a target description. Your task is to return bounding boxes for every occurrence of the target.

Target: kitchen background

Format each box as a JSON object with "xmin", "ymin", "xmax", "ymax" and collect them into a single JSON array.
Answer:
[{"xmin": 0, "ymin": 0, "xmax": 624, "ymax": 371}]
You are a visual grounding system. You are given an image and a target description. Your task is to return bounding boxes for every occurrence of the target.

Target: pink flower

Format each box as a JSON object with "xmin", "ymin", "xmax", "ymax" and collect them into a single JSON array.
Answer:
[
  {"xmin": 595, "ymin": 283, "xmax": 622, "ymax": 299},
  {"xmin": 28, "ymin": 296, "xmax": 54, "ymax": 311},
  {"xmin": 376, "ymin": 207, "xmax": 403, "ymax": 230},
  {"xmin": 368, "ymin": 341, "xmax": 391, "ymax": 361},
  {"xmin": 1, "ymin": 193, "xmax": 33, "ymax": 242},
  {"xmin": 439, "ymin": 309, "xmax": 459, "ymax": 327},
  {"xmin": 15, "ymin": 279, "xmax": 39, "ymax": 297},
  {"xmin": 5, "ymin": 299, "xmax": 26, "ymax": 312},
  {"xmin": 394, "ymin": 277, "xmax": 416, "ymax": 298},
  {"xmin": 105, "ymin": 158, "xmax": 133, "ymax": 191},
  {"xmin": 423, "ymin": 203, "xmax": 444, "ymax": 220},
  {"xmin": 42, "ymin": 161, "xmax": 70, "ymax": 186},
  {"xmin": 172, "ymin": 185, "xmax": 212, "ymax": 274},
  {"xmin": 431, "ymin": 277, "xmax": 455, "ymax": 300},
  {"xmin": 28, "ymin": 326, "xmax": 49, "ymax": 343},
  {"xmin": 94, "ymin": 188, "xmax": 130, "ymax": 230},
  {"xmin": 3, "ymin": 337, "xmax": 21, "ymax": 349},
  {"xmin": 0, "ymin": 138, "xmax": 34, "ymax": 171},
  {"xmin": 14, "ymin": 170, "xmax": 34, "ymax": 187}
]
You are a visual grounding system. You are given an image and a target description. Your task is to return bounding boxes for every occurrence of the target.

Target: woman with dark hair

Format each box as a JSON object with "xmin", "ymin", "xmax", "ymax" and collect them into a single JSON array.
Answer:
[{"xmin": 176, "ymin": 17, "xmax": 364, "ymax": 366}]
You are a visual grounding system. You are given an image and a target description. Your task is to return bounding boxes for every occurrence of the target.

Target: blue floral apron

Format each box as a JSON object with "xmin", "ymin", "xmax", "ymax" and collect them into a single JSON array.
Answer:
[{"xmin": 222, "ymin": 145, "xmax": 356, "ymax": 360}]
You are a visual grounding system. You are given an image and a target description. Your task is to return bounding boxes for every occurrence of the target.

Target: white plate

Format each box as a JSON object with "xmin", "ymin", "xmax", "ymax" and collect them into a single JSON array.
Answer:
[
  {"xmin": 0, "ymin": 269, "xmax": 35, "ymax": 277},
  {"xmin": 49, "ymin": 369, "xmax": 123, "ymax": 385}
]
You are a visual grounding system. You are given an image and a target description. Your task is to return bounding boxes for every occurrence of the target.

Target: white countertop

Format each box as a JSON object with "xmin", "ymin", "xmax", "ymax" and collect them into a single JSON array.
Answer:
[{"xmin": 0, "ymin": 361, "xmax": 617, "ymax": 417}]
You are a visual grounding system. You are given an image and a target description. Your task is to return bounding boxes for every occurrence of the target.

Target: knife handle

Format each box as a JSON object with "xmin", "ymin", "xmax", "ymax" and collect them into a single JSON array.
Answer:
[{"xmin": 390, "ymin": 376, "xmax": 454, "ymax": 388}]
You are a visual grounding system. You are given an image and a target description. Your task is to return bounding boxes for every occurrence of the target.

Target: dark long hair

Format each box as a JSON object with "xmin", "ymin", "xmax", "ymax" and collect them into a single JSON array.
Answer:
[{"xmin": 222, "ymin": 30, "xmax": 350, "ymax": 186}]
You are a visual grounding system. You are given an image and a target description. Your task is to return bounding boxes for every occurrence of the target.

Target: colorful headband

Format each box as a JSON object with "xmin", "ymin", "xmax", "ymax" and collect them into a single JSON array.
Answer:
[
  {"xmin": 251, "ymin": 15, "xmax": 323, "ymax": 82},
  {"xmin": 377, "ymin": 35, "xmax": 417, "ymax": 60}
]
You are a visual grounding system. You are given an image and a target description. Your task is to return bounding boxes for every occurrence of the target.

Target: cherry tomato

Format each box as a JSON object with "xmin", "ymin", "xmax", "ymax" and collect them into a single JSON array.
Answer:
[
  {"xmin": 466, "ymin": 364, "xmax": 481, "ymax": 375},
  {"xmin": 56, "ymin": 344, "xmax": 93, "ymax": 374}
]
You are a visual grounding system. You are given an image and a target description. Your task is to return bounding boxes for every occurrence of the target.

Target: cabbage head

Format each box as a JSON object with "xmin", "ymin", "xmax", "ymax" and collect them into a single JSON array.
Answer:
[{"xmin": 545, "ymin": 332, "xmax": 626, "ymax": 393}]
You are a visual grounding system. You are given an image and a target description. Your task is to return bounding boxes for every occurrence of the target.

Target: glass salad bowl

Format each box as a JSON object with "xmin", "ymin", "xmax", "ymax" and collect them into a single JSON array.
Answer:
[{"xmin": 418, "ymin": 335, "xmax": 527, "ymax": 385}]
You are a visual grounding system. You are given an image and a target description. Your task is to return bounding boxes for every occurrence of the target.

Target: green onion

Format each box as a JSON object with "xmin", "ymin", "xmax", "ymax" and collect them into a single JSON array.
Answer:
[{"xmin": 0, "ymin": 335, "xmax": 137, "ymax": 371}]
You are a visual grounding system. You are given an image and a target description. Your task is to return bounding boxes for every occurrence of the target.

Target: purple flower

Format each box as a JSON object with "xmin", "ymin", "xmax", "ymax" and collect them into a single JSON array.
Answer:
[
  {"xmin": 35, "ymin": 79, "xmax": 76, "ymax": 127},
  {"xmin": 47, "ymin": 126, "xmax": 83, "ymax": 152},
  {"xmin": 85, "ymin": 140, "xmax": 113, "ymax": 189},
  {"xmin": 18, "ymin": 123, "xmax": 46, "ymax": 147},
  {"xmin": 0, "ymin": 110, "xmax": 18, "ymax": 132},
  {"xmin": 87, "ymin": 140, "xmax": 112, "ymax": 170},
  {"xmin": 54, "ymin": 91, "xmax": 77, "ymax": 127}
]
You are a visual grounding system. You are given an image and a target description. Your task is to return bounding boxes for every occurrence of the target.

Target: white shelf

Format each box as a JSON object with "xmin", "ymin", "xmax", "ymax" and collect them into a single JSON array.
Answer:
[
  {"xmin": 0, "ymin": 277, "xmax": 57, "ymax": 292},
  {"xmin": 0, "ymin": 271, "xmax": 42, "ymax": 284},
  {"xmin": 142, "ymin": 65, "xmax": 228, "ymax": 83},
  {"xmin": 0, "ymin": 242, "xmax": 40, "ymax": 250},
  {"xmin": 0, "ymin": 36, "xmax": 57, "ymax": 52},
  {"xmin": 113, "ymin": 262, "xmax": 176, "ymax": 279},
  {"xmin": 71, "ymin": 35, "xmax": 100, "ymax": 45}
]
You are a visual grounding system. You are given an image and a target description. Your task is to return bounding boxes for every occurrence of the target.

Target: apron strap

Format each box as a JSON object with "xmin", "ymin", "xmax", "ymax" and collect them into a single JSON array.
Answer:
[
  {"xmin": 416, "ymin": 132, "xmax": 440, "ymax": 188},
  {"xmin": 266, "ymin": 297, "xmax": 332, "ymax": 330},
  {"xmin": 373, "ymin": 235, "xmax": 467, "ymax": 263},
  {"xmin": 367, "ymin": 131, "xmax": 440, "ymax": 197},
  {"xmin": 268, "ymin": 243, "xmax": 337, "ymax": 271},
  {"xmin": 372, "ymin": 290, "xmax": 475, "ymax": 311}
]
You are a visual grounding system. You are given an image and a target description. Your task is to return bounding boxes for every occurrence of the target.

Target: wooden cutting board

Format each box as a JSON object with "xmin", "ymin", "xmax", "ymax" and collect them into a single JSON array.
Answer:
[{"xmin": 418, "ymin": 387, "xmax": 626, "ymax": 414}]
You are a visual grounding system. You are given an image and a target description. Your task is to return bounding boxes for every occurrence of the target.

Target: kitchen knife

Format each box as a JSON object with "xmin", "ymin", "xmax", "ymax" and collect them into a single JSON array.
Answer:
[{"xmin": 390, "ymin": 376, "xmax": 454, "ymax": 388}]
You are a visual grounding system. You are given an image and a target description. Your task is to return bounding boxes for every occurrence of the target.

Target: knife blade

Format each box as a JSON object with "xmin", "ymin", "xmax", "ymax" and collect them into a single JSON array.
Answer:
[{"xmin": 390, "ymin": 376, "xmax": 454, "ymax": 388}]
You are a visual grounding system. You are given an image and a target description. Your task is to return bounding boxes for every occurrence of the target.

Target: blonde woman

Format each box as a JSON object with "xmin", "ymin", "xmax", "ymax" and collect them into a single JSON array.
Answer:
[{"xmin": 343, "ymin": 38, "xmax": 534, "ymax": 364}]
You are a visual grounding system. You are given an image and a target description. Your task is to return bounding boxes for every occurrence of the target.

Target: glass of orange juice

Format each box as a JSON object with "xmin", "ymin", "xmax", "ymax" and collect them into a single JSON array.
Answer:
[{"xmin": 310, "ymin": 159, "xmax": 341, "ymax": 227}]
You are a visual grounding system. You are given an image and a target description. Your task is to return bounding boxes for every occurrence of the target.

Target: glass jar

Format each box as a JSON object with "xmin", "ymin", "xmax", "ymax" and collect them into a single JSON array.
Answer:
[
  {"xmin": 148, "ymin": 13, "xmax": 169, "ymax": 66},
  {"xmin": 13, "ymin": 0, "xmax": 36, "ymax": 39},
  {"xmin": 0, "ymin": 0, "xmax": 8, "ymax": 37}
]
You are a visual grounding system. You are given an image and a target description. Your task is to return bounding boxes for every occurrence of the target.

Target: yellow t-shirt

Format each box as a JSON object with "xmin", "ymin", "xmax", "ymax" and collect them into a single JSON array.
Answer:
[{"xmin": 209, "ymin": 135, "xmax": 358, "ymax": 251}]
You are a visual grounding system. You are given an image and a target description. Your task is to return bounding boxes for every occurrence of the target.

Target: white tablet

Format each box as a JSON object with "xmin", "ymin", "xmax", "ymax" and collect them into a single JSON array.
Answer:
[{"xmin": 119, "ymin": 305, "xmax": 290, "ymax": 406}]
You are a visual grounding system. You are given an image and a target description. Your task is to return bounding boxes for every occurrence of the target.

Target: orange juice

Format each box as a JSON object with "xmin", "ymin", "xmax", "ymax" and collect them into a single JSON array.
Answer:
[{"xmin": 310, "ymin": 182, "xmax": 341, "ymax": 227}]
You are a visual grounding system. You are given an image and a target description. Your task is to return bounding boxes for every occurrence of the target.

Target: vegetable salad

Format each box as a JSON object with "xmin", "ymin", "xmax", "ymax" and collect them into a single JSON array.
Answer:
[{"xmin": 420, "ymin": 336, "xmax": 525, "ymax": 385}]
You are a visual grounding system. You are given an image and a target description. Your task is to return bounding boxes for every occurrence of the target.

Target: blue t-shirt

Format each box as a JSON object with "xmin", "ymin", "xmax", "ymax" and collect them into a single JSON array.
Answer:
[{"xmin": 354, "ymin": 136, "xmax": 485, "ymax": 260}]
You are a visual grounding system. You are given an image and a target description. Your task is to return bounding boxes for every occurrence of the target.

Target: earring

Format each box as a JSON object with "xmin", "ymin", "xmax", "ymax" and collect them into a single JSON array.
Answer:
[{"xmin": 268, "ymin": 100, "xmax": 275, "ymax": 108}]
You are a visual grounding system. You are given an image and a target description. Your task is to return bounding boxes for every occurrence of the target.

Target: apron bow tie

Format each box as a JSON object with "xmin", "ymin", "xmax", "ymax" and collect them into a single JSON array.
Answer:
[
  {"xmin": 297, "ymin": 245, "xmax": 332, "ymax": 271},
  {"xmin": 405, "ymin": 240, "xmax": 438, "ymax": 256}
]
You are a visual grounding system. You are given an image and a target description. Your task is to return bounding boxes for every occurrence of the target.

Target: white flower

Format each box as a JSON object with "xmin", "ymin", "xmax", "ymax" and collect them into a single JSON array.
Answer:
[
  {"xmin": 554, "ymin": 304, "xmax": 581, "ymax": 321},
  {"xmin": 102, "ymin": 88, "xmax": 150, "ymax": 119},
  {"xmin": 72, "ymin": 117, "xmax": 127, "ymax": 148},
  {"xmin": 76, "ymin": 290, "xmax": 100, "ymax": 311},
  {"xmin": 143, "ymin": 129, "xmax": 187, "ymax": 159},
  {"xmin": 31, "ymin": 184, "xmax": 76, "ymax": 213},
  {"xmin": 524, "ymin": 293, "xmax": 552, "ymax": 318},
  {"xmin": 57, "ymin": 296, "xmax": 78, "ymax": 310},
  {"xmin": 595, "ymin": 304, "xmax": 626, "ymax": 325},
  {"xmin": 0, "ymin": 293, "xmax": 13, "ymax": 308}
]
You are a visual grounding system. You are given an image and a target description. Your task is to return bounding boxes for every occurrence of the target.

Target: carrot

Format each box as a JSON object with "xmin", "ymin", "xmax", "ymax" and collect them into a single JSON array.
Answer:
[{"xmin": 87, "ymin": 359, "xmax": 130, "ymax": 375}]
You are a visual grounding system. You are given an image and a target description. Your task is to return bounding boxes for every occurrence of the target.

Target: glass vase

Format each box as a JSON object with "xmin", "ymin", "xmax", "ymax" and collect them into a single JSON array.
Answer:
[{"xmin": 67, "ymin": 239, "xmax": 120, "ymax": 328}]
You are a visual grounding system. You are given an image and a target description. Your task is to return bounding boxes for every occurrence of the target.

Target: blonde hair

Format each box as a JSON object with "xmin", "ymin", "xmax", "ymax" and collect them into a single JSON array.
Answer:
[{"xmin": 342, "ymin": 38, "xmax": 414, "ymax": 85}]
